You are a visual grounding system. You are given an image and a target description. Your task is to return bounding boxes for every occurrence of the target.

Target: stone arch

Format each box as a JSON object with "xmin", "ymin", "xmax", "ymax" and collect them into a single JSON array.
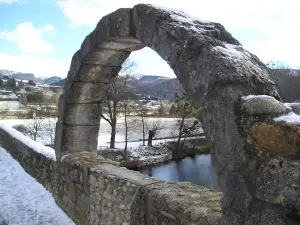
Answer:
[{"xmin": 55, "ymin": 4, "xmax": 280, "ymax": 224}]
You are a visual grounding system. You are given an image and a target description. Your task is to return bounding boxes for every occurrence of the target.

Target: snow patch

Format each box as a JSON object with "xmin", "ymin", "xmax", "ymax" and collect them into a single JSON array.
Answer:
[
  {"xmin": 0, "ymin": 147, "xmax": 74, "ymax": 225},
  {"xmin": 151, "ymin": 4, "xmax": 214, "ymax": 34},
  {"xmin": 284, "ymin": 102, "xmax": 300, "ymax": 108},
  {"xmin": 274, "ymin": 112, "xmax": 300, "ymax": 125},
  {"xmin": 213, "ymin": 43, "xmax": 266, "ymax": 76},
  {"xmin": 241, "ymin": 95, "xmax": 275, "ymax": 101},
  {"xmin": 215, "ymin": 44, "xmax": 248, "ymax": 59},
  {"xmin": 0, "ymin": 124, "xmax": 56, "ymax": 160}
]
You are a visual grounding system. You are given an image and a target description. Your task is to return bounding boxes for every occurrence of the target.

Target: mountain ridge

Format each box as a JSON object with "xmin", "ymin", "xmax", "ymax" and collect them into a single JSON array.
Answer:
[
  {"xmin": 50, "ymin": 75, "xmax": 183, "ymax": 100},
  {"xmin": 0, "ymin": 69, "xmax": 63, "ymax": 84}
]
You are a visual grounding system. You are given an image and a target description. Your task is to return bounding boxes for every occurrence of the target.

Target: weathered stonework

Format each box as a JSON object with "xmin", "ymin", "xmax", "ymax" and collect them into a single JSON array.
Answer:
[
  {"xmin": 251, "ymin": 123, "xmax": 300, "ymax": 156},
  {"xmin": 54, "ymin": 4, "xmax": 296, "ymax": 225},
  {"xmin": 0, "ymin": 126, "xmax": 222, "ymax": 225},
  {"xmin": 0, "ymin": 127, "xmax": 58, "ymax": 194},
  {"xmin": 240, "ymin": 96, "xmax": 300, "ymax": 225}
]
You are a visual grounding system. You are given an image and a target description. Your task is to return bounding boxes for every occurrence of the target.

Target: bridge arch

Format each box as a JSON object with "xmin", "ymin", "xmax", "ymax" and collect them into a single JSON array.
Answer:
[{"xmin": 55, "ymin": 4, "xmax": 279, "ymax": 224}]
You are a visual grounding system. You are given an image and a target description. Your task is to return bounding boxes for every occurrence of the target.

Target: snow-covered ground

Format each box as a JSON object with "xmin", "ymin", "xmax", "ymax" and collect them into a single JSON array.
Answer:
[
  {"xmin": 0, "ymin": 101, "xmax": 27, "ymax": 111},
  {"xmin": 0, "ymin": 147, "xmax": 74, "ymax": 225},
  {"xmin": 0, "ymin": 117, "xmax": 203, "ymax": 150}
]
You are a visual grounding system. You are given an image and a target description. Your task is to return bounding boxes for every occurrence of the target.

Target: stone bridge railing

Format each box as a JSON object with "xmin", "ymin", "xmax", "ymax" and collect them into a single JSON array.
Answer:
[
  {"xmin": 235, "ymin": 96, "xmax": 300, "ymax": 225},
  {"xmin": 0, "ymin": 96, "xmax": 299, "ymax": 224},
  {"xmin": 0, "ymin": 124, "xmax": 222, "ymax": 225}
]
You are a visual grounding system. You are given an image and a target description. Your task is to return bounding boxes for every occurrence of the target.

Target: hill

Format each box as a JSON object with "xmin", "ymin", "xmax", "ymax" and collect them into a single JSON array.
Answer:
[
  {"xmin": 50, "ymin": 75, "xmax": 184, "ymax": 100},
  {"xmin": 0, "ymin": 69, "xmax": 63, "ymax": 85},
  {"xmin": 43, "ymin": 76, "xmax": 62, "ymax": 84},
  {"xmin": 0, "ymin": 69, "xmax": 36, "ymax": 81}
]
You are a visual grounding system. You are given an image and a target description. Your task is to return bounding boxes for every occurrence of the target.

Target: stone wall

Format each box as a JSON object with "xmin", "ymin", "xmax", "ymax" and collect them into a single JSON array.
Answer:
[
  {"xmin": 0, "ymin": 126, "xmax": 58, "ymax": 193},
  {"xmin": 0, "ymin": 126, "xmax": 222, "ymax": 225},
  {"xmin": 238, "ymin": 96, "xmax": 300, "ymax": 224}
]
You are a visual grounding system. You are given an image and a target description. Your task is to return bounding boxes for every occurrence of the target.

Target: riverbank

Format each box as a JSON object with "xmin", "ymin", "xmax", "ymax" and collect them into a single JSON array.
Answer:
[
  {"xmin": 100, "ymin": 145, "xmax": 173, "ymax": 170},
  {"xmin": 167, "ymin": 138, "xmax": 210, "ymax": 160},
  {"xmin": 99, "ymin": 137, "xmax": 210, "ymax": 170}
]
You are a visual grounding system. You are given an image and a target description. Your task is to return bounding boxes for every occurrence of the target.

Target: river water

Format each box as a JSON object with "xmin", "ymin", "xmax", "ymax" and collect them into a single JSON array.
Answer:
[{"xmin": 140, "ymin": 154, "xmax": 220, "ymax": 191}]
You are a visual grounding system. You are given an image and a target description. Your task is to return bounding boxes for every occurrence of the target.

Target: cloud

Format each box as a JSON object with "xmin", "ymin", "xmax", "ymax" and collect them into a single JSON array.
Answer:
[
  {"xmin": 0, "ymin": 22, "xmax": 54, "ymax": 54},
  {"xmin": 41, "ymin": 24, "xmax": 56, "ymax": 35},
  {"xmin": 57, "ymin": 0, "xmax": 300, "ymax": 68},
  {"xmin": 0, "ymin": 52, "xmax": 70, "ymax": 77}
]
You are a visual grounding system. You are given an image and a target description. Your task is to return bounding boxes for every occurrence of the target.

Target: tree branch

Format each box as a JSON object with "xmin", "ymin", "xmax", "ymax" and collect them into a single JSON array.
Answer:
[{"xmin": 101, "ymin": 114, "xmax": 112, "ymax": 126}]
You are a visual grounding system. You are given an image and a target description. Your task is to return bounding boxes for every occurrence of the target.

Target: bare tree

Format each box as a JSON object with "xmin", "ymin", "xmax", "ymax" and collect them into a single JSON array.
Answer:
[
  {"xmin": 43, "ymin": 118, "xmax": 56, "ymax": 146},
  {"xmin": 266, "ymin": 60, "xmax": 290, "ymax": 83},
  {"xmin": 23, "ymin": 108, "xmax": 46, "ymax": 141},
  {"xmin": 266, "ymin": 60, "xmax": 300, "ymax": 102},
  {"xmin": 101, "ymin": 59, "xmax": 137, "ymax": 149},
  {"xmin": 147, "ymin": 119, "xmax": 163, "ymax": 146},
  {"xmin": 122, "ymin": 74, "xmax": 137, "ymax": 152},
  {"xmin": 157, "ymin": 98, "xmax": 166, "ymax": 117},
  {"xmin": 137, "ymin": 104, "xmax": 148, "ymax": 146},
  {"xmin": 174, "ymin": 92, "xmax": 202, "ymax": 144},
  {"xmin": 20, "ymin": 95, "xmax": 58, "ymax": 144}
]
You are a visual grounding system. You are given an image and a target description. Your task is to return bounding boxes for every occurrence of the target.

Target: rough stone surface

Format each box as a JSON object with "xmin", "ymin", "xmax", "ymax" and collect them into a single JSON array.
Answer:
[
  {"xmin": 53, "ymin": 4, "xmax": 296, "ymax": 225},
  {"xmin": 240, "ymin": 95, "xmax": 300, "ymax": 225},
  {"xmin": 241, "ymin": 95, "xmax": 290, "ymax": 116},
  {"xmin": 1, "ymin": 126, "xmax": 223, "ymax": 225},
  {"xmin": 0, "ymin": 127, "xmax": 58, "ymax": 194},
  {"xmin": 251, "ymin": 123, "xmax": 300, "ymax": 156},
  {"xmin": 132, "ymin": 182, "xmax": 222, "ymax": 225}
]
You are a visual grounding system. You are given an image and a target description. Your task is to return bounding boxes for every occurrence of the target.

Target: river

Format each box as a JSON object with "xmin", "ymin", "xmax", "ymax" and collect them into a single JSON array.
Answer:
[{"xmin": 140, "ymin": 154, "xmax": 220, "ymax": 191}]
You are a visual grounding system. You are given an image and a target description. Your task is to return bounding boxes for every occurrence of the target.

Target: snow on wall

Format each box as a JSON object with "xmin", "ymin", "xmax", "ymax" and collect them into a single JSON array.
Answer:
[
  {"xmin": 212, "ymin": 43, "xmax": 266, "ymax": 77},
  {"xmin": 151, "ymin": 4, "xmax": 216, "ymax": 34},
  {"xmin": 241, "ymin": 94, "xmax": 275, "ymax": 101},
  {"xmin": 151, "ymin": 4, "xmax": 269, "ymax": 82},
  {"xmin": 0, "ymin": 124, "xmax": 56, "ymax": 159},
  {"xmin": 274, "ymin": 112, "xmax": 300, "ymax": 125}
]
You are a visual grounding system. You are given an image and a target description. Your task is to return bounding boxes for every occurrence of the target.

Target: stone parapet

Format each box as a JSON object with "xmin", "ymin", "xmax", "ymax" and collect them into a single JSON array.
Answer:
[{"xmin": 0, "ymin": 126, "xmax": 222, "ymax": 225}]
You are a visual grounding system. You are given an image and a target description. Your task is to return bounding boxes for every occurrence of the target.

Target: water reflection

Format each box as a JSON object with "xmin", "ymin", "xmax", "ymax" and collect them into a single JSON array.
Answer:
[{"xmin": 140, "ymin": 154, "xmax": 220, "ymax": 191}]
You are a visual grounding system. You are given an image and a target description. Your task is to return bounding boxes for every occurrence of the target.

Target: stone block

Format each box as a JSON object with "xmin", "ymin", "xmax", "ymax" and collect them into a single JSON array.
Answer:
[
  {"xmin": 250, "ymin": 123, "xmax": 300, "ymax": 156},
  {"xmin": 241, "ymin": 95, "xmax": 290, "ymax": 116},
  {"xmin": 75, "ymin": 64, "xmax": 121, "ymax": 83},
  {"xmin": 82, "ymin": 49, "xmax": 130, "ymax": 66},
  {"xmin": 61, "ymin": 125, "xmax": 99, "ymax": 153},
  {"xmin": 97, "ymin": 39, "xmax": 144, "ymax": 52},
  {"xmin": 95, "ymin": 8, "xmax": 132, "ymax": 38},
  {"xmin": 64, "ymin": 82, "xmax": 108, "ymax": 104},
  {"xmin": 64, "ymin": 103, "xmax": 101, "ymax": 126}
]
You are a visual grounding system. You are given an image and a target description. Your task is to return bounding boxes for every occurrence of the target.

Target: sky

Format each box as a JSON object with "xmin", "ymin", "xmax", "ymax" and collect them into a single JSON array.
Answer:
[{"xmin": 0, "ymin": 0, "xmax": 299, "ymax": 78}]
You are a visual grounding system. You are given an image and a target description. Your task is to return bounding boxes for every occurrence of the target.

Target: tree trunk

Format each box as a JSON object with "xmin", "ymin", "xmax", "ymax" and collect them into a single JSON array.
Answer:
[
  {"xmin": 142, "ymin": 114, "xmax": 145, "ymax": 146},
  {"xmin": 148, "ymin": 130, "xmax": 154, "ymax": 146},
  {"xmin": 124, "ymin": 104, "xmax": 128, "ymax": 152},
  {"xmin": 177, "ymin": 116, "xmax": 185, "ymax": 144},
  {"xmin": 33, "ymin": 130, "xmax": 37, "ymax": 141},
  {"xmin": 110, "ymin": 120, "xmax": 116, "ymax": 148}
]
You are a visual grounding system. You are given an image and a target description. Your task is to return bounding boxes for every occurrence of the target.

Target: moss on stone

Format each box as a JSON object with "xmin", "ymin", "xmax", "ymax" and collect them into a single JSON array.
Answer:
[{"xmin": 241, "ymin": 96, "xmax": 290, "ymax": 116}]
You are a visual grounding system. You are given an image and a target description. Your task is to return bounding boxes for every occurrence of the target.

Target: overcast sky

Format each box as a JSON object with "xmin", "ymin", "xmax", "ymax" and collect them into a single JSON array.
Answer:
[{"xmin": 0, "ymin": 0, "xmax": 299, "ymax": 77}]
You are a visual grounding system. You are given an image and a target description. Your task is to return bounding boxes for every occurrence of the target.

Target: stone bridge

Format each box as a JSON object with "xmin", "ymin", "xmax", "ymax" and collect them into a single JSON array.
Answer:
[{"xmin": 0, "ymin": 4, "xmax": 299, "ymax": 225}]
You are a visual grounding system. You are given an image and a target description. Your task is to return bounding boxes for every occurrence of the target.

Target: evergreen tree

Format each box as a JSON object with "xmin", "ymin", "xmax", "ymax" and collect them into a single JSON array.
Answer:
[{"xmin": 7, "ymin": 78, "xmax": 16, "ymax": 88}]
